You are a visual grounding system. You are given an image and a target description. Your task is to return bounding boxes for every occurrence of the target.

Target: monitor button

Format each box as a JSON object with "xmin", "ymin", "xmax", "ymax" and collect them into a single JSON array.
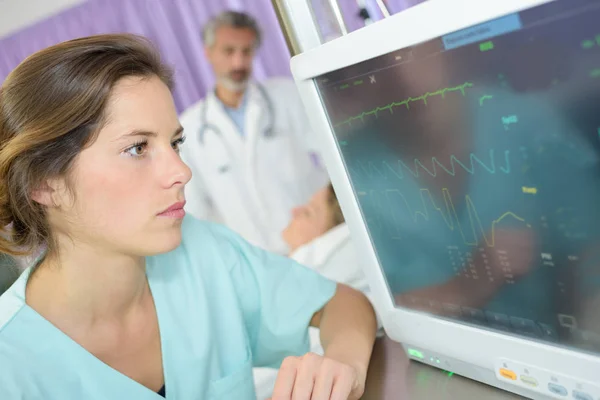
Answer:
[
  {"xmin": 499, "ymin": 368, "xmax": 517, "ymax": 380},
  {"xmin": 485, "ymin": 311, "xmax": 511, "ymax": 330},
  {"xmin": 510, "ymin": 316, "xmax": 542, "ymax": 337},
  {"xmin": 520, "ymin": 375, "xmax": 538, "ymax": 387},
  {"xmin": 538, "ymin": 323, "xmax": 559, "ymax": 340},
  {"xmin": 547, "ymin": 382, "xmax": 568, "ymax": 396},
  {"xmin": 572, "ymin": 390, "xmax": 593, "ymax": 400},
  {"xmin": 442, "ymin": 303, "xmax": 463, "ymax": 318},
  {"xmin": 462, "ymin": 307, "xmax": 486, "ymax": 323}
]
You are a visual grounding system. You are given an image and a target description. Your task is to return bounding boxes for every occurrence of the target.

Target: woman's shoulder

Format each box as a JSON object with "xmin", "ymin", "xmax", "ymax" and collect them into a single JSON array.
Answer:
[
  {"xmin": 0, "ymin": 351, "xmax": 29, "ymax": 398},
  {"xmin": 0, "ymin": 269, "xmax": 27, "ymax": 336},
  {"xmin": 0, "ymin": 275, "xmax": 32, "ymax": 392}
]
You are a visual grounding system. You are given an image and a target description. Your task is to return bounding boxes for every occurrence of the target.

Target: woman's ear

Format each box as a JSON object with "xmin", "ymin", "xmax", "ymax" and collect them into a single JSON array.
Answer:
[{"xmin": 30, "ymin": 178, "xmax": 68, "ymax": 208}]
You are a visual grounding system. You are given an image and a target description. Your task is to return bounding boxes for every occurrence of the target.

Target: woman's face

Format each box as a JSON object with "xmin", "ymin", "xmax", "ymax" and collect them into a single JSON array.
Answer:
[
  {"xmin": 282, "ymin": 186, "xmax": 334, "ymax": 252},
  {"xmin": 47, "ymin": 76, "xmax": 192, "ymax": 257}
]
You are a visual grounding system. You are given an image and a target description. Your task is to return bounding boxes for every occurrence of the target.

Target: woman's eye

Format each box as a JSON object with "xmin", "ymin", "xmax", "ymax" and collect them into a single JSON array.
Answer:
[
  {"xmin": 172, "ymin": 136, "xmax": 186, "ymax": 152},
  {"xmin": 125, "ymin": 142, "xmax": 147, "ymax": 157}
]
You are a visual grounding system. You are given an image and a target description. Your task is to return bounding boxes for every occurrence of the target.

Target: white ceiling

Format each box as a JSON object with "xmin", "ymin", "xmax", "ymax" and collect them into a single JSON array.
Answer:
[{"xmin": 0, "ymin": 0, "xmax": 86, "ymax": 38}]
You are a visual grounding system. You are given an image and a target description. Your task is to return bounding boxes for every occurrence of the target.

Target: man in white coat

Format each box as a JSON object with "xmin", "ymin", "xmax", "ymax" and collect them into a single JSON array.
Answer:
[{"xmin": 179, "ymin": 11, "xmax": 329, "ymax": 253}]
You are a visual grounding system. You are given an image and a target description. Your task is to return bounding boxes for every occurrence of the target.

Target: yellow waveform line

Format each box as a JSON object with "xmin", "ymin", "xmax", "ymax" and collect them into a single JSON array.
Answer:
[
  {"xmin": 382, "ymin": 187, "xmax": 529, "ymax": 247},
  {"xmin": 335, "ymin": 82, "xmax": 474, "ymax": 127}
]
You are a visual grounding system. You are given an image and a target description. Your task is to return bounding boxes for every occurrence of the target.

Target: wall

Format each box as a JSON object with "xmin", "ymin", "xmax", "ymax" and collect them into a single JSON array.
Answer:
[{"xmin": 0, "ymin": 0, "xmax": 85, "ymax": 38}]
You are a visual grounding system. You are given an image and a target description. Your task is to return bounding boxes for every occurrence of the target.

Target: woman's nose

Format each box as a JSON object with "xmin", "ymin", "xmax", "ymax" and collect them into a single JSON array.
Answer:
[
  {"xmin": 163, "ymin": 150, "xmax": 192, "ymax": 188},
  {"xmin": 175, "ymin": 158, "xmax": 192, "ymax": 186},
  {"xmin": 291, "ymin": 206, "xmax": 304, "ymax": 218}
]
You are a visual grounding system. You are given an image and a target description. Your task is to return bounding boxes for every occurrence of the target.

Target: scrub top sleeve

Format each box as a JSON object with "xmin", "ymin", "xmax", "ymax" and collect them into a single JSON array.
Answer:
[{"xmin": 211, "ymin": 224, "xmax": 338, "ymax": 368}]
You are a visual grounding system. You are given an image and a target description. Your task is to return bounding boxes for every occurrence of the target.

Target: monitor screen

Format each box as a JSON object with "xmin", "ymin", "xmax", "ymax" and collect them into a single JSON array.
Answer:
[{"xmin": 315, "ymin": 0, "xmax": 600, "ymax": 356}]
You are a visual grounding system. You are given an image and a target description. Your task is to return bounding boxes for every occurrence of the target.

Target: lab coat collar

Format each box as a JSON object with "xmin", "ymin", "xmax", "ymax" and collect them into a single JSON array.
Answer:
[
  {"xmin": 244, "ymin": 81, "xmax": 267, "ymax": 106},
  {"xmin": 212, "ymin": 86, "xmax": 249, "ymax": 112},
  {"xmin": 244, "ymin": 81, "xmax": 270, "ymax": 140},
  {"xmin": 240, "ymin": 82, "xmax": 273, "ymax": 231},
  {"xmin": 204, "ymin": 81, "xmax": 269, "ymax": 142},
  {"xmin": 204, "ymin": 88, "xmax": 245, "ymax": 156}
]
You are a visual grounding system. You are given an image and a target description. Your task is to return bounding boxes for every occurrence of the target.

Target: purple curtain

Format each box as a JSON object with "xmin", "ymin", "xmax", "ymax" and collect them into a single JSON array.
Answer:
[
  {"xmin": 0, "ymin": 0, "xmax": 292, "ymax": 113},
  {"xmin": 307, "ymin": 0, "xmax": 428, "ymax": 40},
  {"xmin": 0, "ymin": 0, "xmax": 426, "ymax": 113},
  {"xmin": 385, "ymin": 0, "xmax": 427, "ymax": 14}
]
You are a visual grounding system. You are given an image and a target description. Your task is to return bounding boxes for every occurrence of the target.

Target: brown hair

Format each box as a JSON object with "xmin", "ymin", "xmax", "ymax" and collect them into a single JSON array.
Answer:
[
  {"xmin": 0, "ymin": 34, "xmax": 174, "ymax": 257},
  {"xmin": 327, "ymin": 183, "xmax": 345, "ymax": 228}
]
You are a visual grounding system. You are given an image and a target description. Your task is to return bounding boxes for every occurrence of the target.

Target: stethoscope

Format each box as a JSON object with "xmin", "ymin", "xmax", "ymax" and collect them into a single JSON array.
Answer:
[{"xmin": 197, "ymin": 83, "xmax": 275, "ymax": 145}]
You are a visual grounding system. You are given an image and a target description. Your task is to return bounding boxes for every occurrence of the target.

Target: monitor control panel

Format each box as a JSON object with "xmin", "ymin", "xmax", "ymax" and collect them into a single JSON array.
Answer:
[{"xmin": 495, "ymin": 358, "xmax": 600, "ymax": 399}]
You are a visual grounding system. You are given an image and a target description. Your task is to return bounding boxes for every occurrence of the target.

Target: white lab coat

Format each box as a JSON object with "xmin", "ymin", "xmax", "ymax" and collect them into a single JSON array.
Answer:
[
  {"xmin": 179, "ymin": 78, "xmax": 329, "ymax": 253},
  {"xmin": 252, "ymin": 223, "xmax": 370, "ymax": 399}
]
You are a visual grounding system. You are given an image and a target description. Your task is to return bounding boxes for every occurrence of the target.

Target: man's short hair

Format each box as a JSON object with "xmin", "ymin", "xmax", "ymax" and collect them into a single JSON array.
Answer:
[{"xmin": 202, "ymin": 11, "xmax": 262, "ymax": 48}]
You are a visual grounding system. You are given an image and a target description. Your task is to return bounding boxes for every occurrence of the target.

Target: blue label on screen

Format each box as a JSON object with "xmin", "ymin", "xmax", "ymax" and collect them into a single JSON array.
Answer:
[{"xmin": 442, "ymin": 13, "xmax": 523, "ymax": 50}]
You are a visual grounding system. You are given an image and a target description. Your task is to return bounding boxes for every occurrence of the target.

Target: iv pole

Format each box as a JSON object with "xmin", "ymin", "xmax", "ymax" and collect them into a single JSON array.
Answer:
[{"xmin": 270, "ymin": 0, "xmax": 350, "ymax": 56}]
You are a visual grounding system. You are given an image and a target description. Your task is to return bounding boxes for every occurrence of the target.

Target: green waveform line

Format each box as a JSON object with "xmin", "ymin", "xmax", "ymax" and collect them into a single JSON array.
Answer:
[
  {"xmin": 479, "ymin": 94, "xmax": 493, "ymax": 106},
  {"xmin": 354, "ymin": 149, "xmax": 510, "ymax": 180},
  {"xmin": 378, "ymin": 188, "xmax": 529, "ymax": 247},
  {"xmin": 335, "ymin": 82, "xmax": 475, "ymax": 127}
]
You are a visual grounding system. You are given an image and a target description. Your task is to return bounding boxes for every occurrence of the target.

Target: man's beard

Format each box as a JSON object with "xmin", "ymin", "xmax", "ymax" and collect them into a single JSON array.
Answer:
[{"xmin": 218, "ymin": 70, "xmax": 250, "ymax": 92}]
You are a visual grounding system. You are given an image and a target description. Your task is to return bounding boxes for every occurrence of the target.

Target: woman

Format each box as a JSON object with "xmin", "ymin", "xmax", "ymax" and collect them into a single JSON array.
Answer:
[
  {"xmin": 0, "ymin": 34, "xmax": 377, "ymax": 399},
  {"xmin": 255, "ymin": 184, "xmax": 374, "ymax": 399}
]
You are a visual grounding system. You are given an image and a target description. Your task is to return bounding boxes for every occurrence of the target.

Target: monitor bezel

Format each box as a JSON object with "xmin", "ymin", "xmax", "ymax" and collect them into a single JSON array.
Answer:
[{"xmin": 290, "ymin": 0, "xmax": 600, "ymax": 392}]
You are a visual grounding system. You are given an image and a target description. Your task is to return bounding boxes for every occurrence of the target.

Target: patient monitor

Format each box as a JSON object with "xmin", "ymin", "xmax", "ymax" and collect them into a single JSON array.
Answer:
[{"xmin": 290, "ymin": 0, "xmax": 600, "ymax": 398}]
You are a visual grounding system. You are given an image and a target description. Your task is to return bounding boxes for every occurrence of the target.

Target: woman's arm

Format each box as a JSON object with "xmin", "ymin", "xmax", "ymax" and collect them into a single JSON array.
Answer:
[
  {"xmin": 313, "ymin": 284, "xmax": 378, "ymax": 390},
  {"xmin": 270, "ymin": 284, "xmax": 377, "ymax": 400}
]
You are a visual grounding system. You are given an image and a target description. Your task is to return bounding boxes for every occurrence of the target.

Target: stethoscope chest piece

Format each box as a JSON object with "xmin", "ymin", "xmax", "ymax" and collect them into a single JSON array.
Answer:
[{"xmin": 263, "ymin": 126, "xmax": 275, "ymax": 138}]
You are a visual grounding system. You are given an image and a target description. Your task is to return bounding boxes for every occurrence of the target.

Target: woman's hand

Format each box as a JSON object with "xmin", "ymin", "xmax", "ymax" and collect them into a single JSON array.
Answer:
[
  {"xmin": 269, "ymin": 284, "xmax": 377, "ymax": 399},
  {"xmin": 270, "ymin": 352, "xmax": 365, "ymax": 400}
]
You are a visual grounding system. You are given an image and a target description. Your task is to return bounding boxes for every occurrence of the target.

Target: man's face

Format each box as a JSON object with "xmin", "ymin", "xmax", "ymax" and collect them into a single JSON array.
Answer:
[{"xmin": 205, "ymin": 26, "xmax": 257, "ymax": 92}]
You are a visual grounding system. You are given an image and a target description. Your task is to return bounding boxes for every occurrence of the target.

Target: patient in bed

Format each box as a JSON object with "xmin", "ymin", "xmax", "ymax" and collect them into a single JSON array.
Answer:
[
  {"xmin": 253, "ymin": 183, "xmax": 370, "ymax": 399},
  {"xmin": 283, "ymin": 183, "xmax": 369, "ymax": 292}
]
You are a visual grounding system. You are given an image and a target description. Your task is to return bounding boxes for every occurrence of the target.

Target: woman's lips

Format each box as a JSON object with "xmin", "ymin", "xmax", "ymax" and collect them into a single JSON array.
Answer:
[{"xmin": 158, "ymin": 201, "xmax": 186, "ymax": 219}]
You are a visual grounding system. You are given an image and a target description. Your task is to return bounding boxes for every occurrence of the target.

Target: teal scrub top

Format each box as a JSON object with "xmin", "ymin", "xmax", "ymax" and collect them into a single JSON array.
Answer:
[{"xmin": 0, "ymin": 216, "xmax": 337, "ymax": 399}]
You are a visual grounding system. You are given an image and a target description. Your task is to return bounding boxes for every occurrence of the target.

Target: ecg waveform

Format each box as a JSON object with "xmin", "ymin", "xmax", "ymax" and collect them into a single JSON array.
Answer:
[
  {"xmin": 351, "ymin": 149, "xmax": 511, "ymax": 180},
  {"xmin": 369, "ymin": 188, "xmax": 529, "ymax": 247},
  {"xmin": 334, "ymin": 82, "xmax": 474, "ymax": 127},
  {"xmin": 479, "ymin": 94, "xmax": 493, "ymax": 106}
]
